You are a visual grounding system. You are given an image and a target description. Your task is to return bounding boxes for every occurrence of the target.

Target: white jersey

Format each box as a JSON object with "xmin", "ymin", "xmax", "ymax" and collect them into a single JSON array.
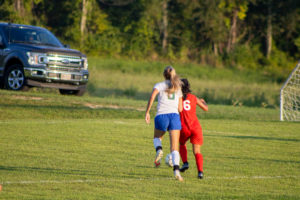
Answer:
[{"xmin": 154, "ymin": 80, "xmax": 182, "ymax": 116}]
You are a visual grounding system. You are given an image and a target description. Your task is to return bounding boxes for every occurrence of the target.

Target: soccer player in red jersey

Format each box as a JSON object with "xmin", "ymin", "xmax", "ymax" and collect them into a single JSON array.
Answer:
[{"xmin": 179, "ymin": 79, "xmax": 208, "ymax": 179}]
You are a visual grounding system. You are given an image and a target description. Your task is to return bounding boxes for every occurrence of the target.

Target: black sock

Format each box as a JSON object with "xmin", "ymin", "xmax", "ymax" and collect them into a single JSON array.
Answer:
[
  {"xmin": 156, "ymin": 146, "xmax": 162, "ymax": 152},
  {"xmin": 173, "ymin": 165, "xmax": 179, "ymax": 171}
]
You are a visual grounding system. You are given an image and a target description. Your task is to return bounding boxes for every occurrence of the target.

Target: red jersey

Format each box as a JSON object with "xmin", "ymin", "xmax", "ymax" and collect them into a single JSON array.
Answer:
[
  {"xmin": 180, "ymin": 93, "xmax": 203, "ymax": 145},
  {"xmin": 180, "ymin": 93, "xmax": 200, "ymax": 129}
]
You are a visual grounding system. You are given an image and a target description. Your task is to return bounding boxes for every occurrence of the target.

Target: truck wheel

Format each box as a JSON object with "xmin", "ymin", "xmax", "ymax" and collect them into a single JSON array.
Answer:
[
  {"xmin": 59, "ymin": 87, "xmax": 86, "ymax": 96},
  {"xmin": 4, "ymin": 64, "xmax": 27, "ymax": 91},
  {"xmin": 0, "ymin": 78, "xmax": 4, "ymax": 89}
]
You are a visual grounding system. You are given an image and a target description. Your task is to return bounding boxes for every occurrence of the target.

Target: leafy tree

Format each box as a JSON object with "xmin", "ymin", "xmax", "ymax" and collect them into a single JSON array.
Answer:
[{"xmin": 219, "ymin": 0, "xmax": 249, "ymax": 53}]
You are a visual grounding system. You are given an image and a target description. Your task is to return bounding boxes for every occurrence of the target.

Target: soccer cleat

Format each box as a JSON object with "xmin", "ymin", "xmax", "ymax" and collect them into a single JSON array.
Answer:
[
  {"xmin": 174, "ymin": 169, "xmax": 184, "ymax": 181},
  {"xmin": 154, "ymin": 149, "xmax": 163, "ymax": 167},
  {"xmin": 179, "ymin": 162, "xmax": 189, "ymax": 172},
  {"xmin": 198, "ymin": 171, "xmax": 204, "ymax": 179}
]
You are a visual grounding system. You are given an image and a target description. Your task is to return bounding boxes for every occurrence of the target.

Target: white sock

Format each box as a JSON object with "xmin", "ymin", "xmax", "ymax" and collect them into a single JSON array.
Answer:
[
  {"xmin": 153, "ymin": 138, "xmax": 162, "ymax": 150},
  {"xmin": 171, "ymin": 150, "xmax": 180, "ymax": 166}
]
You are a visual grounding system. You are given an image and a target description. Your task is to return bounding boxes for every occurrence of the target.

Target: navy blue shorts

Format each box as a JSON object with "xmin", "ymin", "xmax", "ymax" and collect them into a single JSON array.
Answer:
[{"xmin": 155, "ymin": 113, "xmax": 181, "ymax": 132}]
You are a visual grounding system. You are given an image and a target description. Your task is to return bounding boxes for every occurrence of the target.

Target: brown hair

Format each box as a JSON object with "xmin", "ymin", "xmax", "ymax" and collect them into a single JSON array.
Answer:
[
  {"xmin": 181, "ymin": 78, "xmax": 191, "ymax": 100},
  {"xmin": 163, "ymin": 66, "xmax": 182, "ymax": 94}
]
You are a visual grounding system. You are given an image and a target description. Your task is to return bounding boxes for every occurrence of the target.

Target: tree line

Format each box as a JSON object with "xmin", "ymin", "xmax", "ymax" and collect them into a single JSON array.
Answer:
[{"xmin": 1, "ymin": 0, "xmax": 300, "ymax": 82}]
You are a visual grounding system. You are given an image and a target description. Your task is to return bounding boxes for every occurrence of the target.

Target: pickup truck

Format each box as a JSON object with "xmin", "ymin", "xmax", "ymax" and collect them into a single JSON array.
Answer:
[{"xmin": 0, "ymin": 22, "xmax": 89, "ymax": 96}]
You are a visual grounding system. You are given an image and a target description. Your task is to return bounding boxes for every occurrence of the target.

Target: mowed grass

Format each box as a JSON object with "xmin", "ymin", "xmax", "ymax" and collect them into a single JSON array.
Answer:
[{"xmin": 0, "ymin": 91, "xmax": 300, "ymax": 199}]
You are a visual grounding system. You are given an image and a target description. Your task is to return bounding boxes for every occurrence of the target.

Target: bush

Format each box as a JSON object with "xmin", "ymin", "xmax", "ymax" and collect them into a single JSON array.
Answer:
[
  {"xmin": 224, "ymin": 44, "xmax": 264, "ymax": 70},
  {"xmin": 263, "ymin": 47, "xmax": 296, "ymax": 82},
  {"xmin": 82, "ymin": 29, "xmax": 123, "ymax": 56}
]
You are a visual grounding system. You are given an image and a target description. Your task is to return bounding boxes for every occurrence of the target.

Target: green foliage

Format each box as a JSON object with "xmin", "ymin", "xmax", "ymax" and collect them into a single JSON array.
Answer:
[
  {"xmin": 263, "ymin": 47, "xmax": 296, "ymax": 82},
  {"xmin": 86, "ymin": 1, "xmax": 110, "ymax": 35},
  {"xmin": 0, "ymin": 0, "xmax": 299, "ymax": 82},
  {"xmin": 0, "ymin": 1, "xmax": 15, "ymax": 22},
  {"xmin": 225, "ymin": 44, "xmax": 264, "ymax": 70},
  {"xmin": 219, "ymin": 0, "xmax": 249, "ymax": 27},
  {"xmin": 0, "ymin": 0, "xmax": 34, "ymax": 24},
  {"xmin": 123, "ymin": 15, "xmax": 156, "ymax": 57}
]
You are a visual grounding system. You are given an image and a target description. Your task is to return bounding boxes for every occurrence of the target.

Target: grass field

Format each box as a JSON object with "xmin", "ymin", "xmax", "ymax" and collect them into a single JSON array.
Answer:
[
  {"xmin": 0, "ymin": 89, "xmax": 299, "ymax": 199},
  {"xmin": 87, "ymin": 58, "xmax": 282, "ymax": 108}
]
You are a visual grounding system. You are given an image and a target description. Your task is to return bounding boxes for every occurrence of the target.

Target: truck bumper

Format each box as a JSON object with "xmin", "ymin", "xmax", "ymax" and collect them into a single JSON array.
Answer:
[
  {"xmin": 27, "ymin": 79, "xmax": 86, "ymax": 90},
  {"xmin": 24, "ymin": 67, "xmax": 89, "ymax": 89}
]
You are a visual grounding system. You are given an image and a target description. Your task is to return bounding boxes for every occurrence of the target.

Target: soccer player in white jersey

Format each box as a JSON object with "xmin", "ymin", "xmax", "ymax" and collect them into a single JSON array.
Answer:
[{"xmin": 145, "ymin": 66, "xmax": 184, "ymax": 181}]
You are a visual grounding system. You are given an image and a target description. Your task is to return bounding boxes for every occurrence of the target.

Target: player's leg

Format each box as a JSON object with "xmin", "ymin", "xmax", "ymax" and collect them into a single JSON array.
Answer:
[
  {"xmin": 168, "ymin": 113, "xmax": 183, "ymax": 181},
  {"xmin": 169, "ymin": 129, "xmax": 183, "ymax": 181},
  {"xmin": 192, "ymin": 144, "xmax": 204, "ymax": 179},
  {"xmin": 179, "ymin": 143, "xmax": 189, "ymax": 172},
  {"xmin": 179, "ymin": 128, "xmax": 190, "ymax": 172},
  {"xmin": 179, "ymin": 143, "xmax": 188, "ymax": 164},
  {"xmin": 153, "ymin": 129, "xmax": 165, "ymax": 167},
  {"xmin": 190, "ymin": 125, "xmax": 204, "ymax": 179},
  {"xmin": 153, "ymin": 114, "xmax": 168, "ymax": 167}
]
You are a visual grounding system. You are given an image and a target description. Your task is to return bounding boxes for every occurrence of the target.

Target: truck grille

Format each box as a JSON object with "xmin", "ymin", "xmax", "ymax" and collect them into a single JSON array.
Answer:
[
  {"xmin": 47, "ymin": 65, "xmax": 81, "ymax": 73},
  {"xmin": 46, "ymin": 54, "xmax": 83, "ymax": 72}
]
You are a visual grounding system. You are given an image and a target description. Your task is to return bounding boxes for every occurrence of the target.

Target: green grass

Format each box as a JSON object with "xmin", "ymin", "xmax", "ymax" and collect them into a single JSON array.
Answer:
[
  {"xmin": 87, "ymin": 57, "xmax": 282, "ymax": 108},
  {"xmin": 0, "ymin": 90, "xmax": 299, "ymax": 199},
  {"xmin": 0, "ymin": 90, "xmax": 278, "ymax": 121}
]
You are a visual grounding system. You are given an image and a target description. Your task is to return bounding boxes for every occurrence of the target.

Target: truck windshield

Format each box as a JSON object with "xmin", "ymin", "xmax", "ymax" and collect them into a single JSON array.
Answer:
[{"xmin": 6, "ymin": 26, "xmax": 63, "ymax": 47}]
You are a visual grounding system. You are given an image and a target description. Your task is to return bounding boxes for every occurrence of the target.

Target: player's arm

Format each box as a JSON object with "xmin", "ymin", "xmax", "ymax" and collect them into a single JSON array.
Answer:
[
  {"xmin": 196, "ymin": 98, "xmax": 208, "ymax": 111},
  {"xmin": 145, "ymin": 88, "xmax": 159, "ymax": 124},
  {"xmin": 178, "ymin": 97, "xmax": 183, "ymax": 112}
]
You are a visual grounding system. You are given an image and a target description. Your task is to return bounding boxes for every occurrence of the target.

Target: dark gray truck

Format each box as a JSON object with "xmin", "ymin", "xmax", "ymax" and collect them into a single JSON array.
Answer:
[{"xmin": 0, "ymin": 23, "xmax": 89, "ymax": 96}]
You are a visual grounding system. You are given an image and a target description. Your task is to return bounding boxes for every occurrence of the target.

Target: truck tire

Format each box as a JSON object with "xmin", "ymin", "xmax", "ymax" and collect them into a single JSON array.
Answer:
[
  {"xmin": 4, "ymin": 64, "xmax": 27, "ymax": 91},
  {"xmin": 59, "ymin": 87, "xmax": 86, "ymax": 96},
  {"xmin": 0, "ymin": 78, "xmax": 4, "ymax": 89}
]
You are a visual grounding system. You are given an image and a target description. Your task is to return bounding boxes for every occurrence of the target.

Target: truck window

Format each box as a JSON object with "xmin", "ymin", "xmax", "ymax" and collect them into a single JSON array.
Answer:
[{"xmin": 5, "ymin": 26, "xmax": 63, "ymax": 47}]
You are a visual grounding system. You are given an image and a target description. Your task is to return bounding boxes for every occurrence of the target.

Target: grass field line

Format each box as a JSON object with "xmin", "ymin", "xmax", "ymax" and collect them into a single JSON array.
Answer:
[
  {"xmin": 0, "ymin": 119, "xmax": 144, "ymax": 125},
  {"xmin": 84, "ymin": 103, "xmax": 145, "ymax": 111},
  {"xmin": 1, "ymin": 175, "xmax": 299, "ymax": 185},
  {"xmin": 205, "ymin": 130, "xmax": 238, "ymax": 135}
]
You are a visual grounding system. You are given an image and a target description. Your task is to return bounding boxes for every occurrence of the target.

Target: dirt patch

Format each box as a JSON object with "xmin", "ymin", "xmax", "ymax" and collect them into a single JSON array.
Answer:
[
  {"xmin": 84, "ymin": 103, "xmax": 144, "ymax": 111},
  {"xmin": 12, "ymin": 95, "xmax": 43, "ymax": 101}
]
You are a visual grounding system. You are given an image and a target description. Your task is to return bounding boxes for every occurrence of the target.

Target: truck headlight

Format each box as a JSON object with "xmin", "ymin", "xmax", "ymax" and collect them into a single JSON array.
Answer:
[
  {"xmin": 82, "ymin": 57, "xmax": 88, "ymax": 69},
  {"xmin": 27, "ymin": 52, "xmax": 48, "ymax": 66}
]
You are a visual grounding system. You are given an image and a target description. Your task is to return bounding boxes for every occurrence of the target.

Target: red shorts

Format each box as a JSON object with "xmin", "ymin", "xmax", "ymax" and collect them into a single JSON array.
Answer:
[{"xmin": 180, "ymin": 123, "xmax": 203, "ymax": 145}]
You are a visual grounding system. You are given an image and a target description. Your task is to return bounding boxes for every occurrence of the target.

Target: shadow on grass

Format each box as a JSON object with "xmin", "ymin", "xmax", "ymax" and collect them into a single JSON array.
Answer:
[
  {"xmin": 206, "ymin": 134, "xmax": 300, "ymax": 142},
  {"xmin": 0, "ymin": 103, "xmax": 144, "ymax": 119},
  {"xmin": 1, "ymin": 103, "xmax": 141, "ymax": 112},
  {"xmin": 0, "ymin": 165, "xmax": 99, "ymax": 176},
  {"xmin": 1, "ymin": 103, "xmax": 88, "ymax": 110},
  {"xmin": 0, "ymin": 165, "xmax": 170, "ymax": 179},
  {"xmin": 224, "ymin": 156, "xmax": 300, "ymax": 164}
]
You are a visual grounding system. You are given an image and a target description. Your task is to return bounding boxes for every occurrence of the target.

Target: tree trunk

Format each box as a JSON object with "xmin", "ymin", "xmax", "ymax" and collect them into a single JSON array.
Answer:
[
  {"xmin": 226, "ymin": 9, "xmax": 238, "ymax": 53},
  {"xmin": 81, "ymin": 0, "xmax": 88, "ymax": 46},
  {"xmin": 162, "ymin": 0, "xmax": 168, "ymax": 54},
  {"xmin": 266, "ymin": 0, "xmax": 272, "ymax": 58},
  {"xmin": 213, "ymin": 42, "xmax": 219, "ymax": 56},
  {"xmin": 14, "ymin": 0, "xmax": 24, "ymax": 17}
]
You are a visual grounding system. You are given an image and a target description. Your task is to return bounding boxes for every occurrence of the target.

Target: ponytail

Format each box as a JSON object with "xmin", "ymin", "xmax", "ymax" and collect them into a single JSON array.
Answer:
[
  {"xmin": 163, "ymin": 66, "xmax": 182, "ymax": 94},
  {"xmin": 181, "ymin": 78, "xmax": 191, "ymax": 100}
]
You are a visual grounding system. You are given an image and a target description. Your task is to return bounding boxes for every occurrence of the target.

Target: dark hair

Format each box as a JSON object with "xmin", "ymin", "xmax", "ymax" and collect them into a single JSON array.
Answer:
[{"xmin": 181, "ymin": 78, "xmax": 191, "ymax": 100}]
